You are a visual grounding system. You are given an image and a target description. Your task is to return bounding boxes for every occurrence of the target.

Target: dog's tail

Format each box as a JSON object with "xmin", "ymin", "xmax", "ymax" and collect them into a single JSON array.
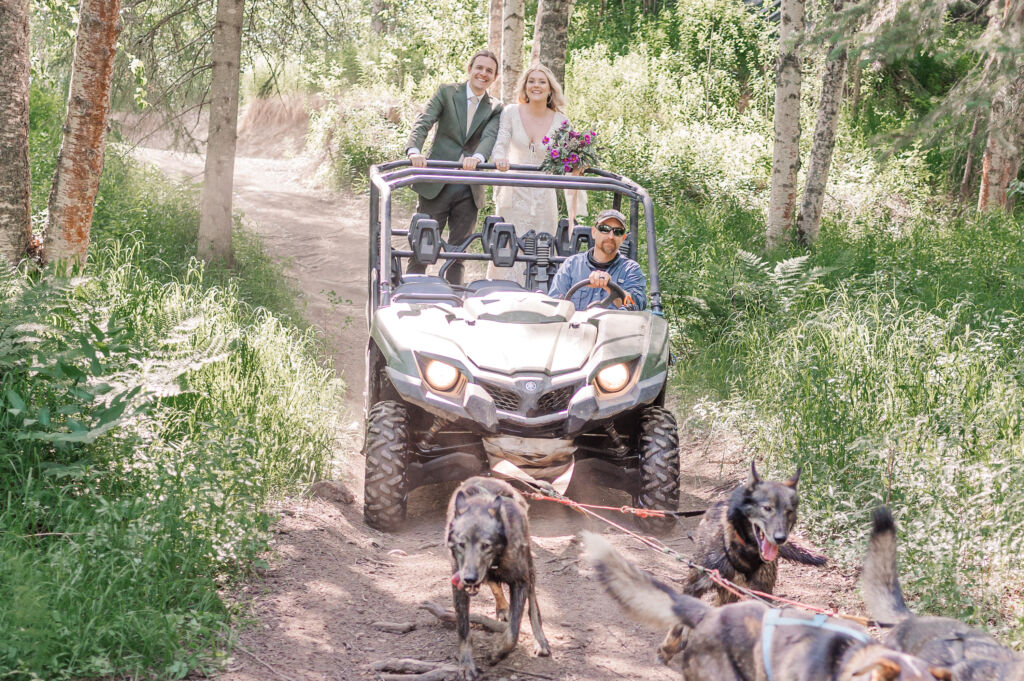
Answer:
[
  {"xmin": 779, "ymin": 539, "xmax": 828, "ymax": 566},
  {"xmin": 861, "ymin": 507, "xmax": 912, "ymax": 623},
  {"xmin": 581, "ymin": 531, "xmax": 710, "ymax": 632}
]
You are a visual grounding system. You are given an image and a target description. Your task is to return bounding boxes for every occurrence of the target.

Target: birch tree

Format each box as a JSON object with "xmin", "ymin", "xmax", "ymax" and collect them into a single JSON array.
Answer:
[
  {"xmin": 0, "ymin": 0, "xmax": 32, "ymax": 267},
  {"xmin": 196, "ymin": 0, "xmax": 244, "ymax": 266},
  {"xmin": 530, "ymin": 0, "xmax": 574, "ymax": 88},
  {"xmin": 43, "ymin": 0, "xmax": 122, "ymax": 266},
  {"xmin": 766, "ymin": 0, "xmax": 804, "ymax": 249},
  {"xmin": 978, "ymin": 0, "xmax": 1024, "ymax": 211},
  {"xmin": 796, "ymin": 0, "xmax": 847, "ymax": 246},
  {"xmin": 501, "ymin": 0, "xmax": 524, "ymax": 103},
  {"xmin": 489, "ymin": 0, "xmax": 503, "ymax": 97}
]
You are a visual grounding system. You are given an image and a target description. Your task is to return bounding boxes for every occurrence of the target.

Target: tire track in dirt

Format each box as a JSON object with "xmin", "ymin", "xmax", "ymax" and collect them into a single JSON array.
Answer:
[{"xmin": 137, "ymin": 149, "xmax": 864, "ymax": 681}]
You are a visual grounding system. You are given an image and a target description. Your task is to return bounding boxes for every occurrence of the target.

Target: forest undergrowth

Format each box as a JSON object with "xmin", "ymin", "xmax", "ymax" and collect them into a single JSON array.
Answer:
[{"xmin": 0, "ymin": 88, "xmax": 344, "ymax": 679}]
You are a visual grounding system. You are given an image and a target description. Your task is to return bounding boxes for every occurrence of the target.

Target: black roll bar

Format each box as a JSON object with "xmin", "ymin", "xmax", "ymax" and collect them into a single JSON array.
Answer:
[{"xmin": 368, "ymin": 160, "xmax": 663, "ymax": 314}]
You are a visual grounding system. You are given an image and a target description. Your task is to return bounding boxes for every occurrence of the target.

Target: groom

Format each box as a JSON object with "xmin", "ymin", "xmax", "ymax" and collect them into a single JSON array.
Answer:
[{"xmin": 405, "ymin": 49, "xmax": 502, "ymax": 285}]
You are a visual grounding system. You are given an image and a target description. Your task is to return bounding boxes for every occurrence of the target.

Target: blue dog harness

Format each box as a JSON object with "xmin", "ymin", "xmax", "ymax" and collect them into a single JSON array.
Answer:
[{"xmin": 761, "ymin": 609, "xmax": 873, "ymax": 681}]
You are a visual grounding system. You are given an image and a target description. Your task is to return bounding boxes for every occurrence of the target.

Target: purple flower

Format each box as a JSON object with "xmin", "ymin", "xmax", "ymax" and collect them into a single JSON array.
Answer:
[
  {"xmin": 569, "ymin": 153, "xmax": 579, "ymax": 163},
  {"xmin": 560, "ymin": 120, "xmax": 568, "ymax": 128},
  {"xmin": 542, "ymin": 136, "xmax": 549, "ymax": 144},
  {"xmin": 583, "ymin": 134, "xmax": 592, "ymax": 144},
  {"xmin": 551, "ymin": 148, "xmax": 560, "ymax": 158},
  {"xmin": 569, "ymin": 131, "xmax": 579, "ymax": 139},
  {"xmin": 563, "ymin": 162, "xmax": 572, "ymax": 172}
]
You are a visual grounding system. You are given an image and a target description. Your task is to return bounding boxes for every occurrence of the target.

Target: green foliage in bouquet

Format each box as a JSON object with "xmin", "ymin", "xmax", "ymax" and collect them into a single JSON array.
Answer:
[{"xmin": 539, "ymin": 121, "xmax": 600, "ymax": 174}]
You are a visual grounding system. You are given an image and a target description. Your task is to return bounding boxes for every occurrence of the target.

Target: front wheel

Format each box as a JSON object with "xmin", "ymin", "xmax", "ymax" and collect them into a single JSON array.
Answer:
[
  {"xmin": 363, "ymin": 400, "xmax": 411, "ymax": 531},
  {"xmin": 634, "ymin": 406, "xmax": 680, "ymax": 534}
]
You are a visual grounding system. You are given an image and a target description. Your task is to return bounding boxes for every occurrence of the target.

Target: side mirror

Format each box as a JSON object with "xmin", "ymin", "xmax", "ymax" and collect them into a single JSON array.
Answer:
[
  {"xmin": 489, "ymin": 222, "xmax": 518, "ymax": 268},
  {"xmin": 409, "ymin": 218, "xmax": 441, "ymax": 265}
]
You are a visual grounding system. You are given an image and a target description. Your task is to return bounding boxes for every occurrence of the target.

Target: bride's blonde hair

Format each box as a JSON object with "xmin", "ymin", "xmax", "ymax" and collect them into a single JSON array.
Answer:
[{"xmin": 516, "ymin": 63, "xmax": 566, "ymax": 112}]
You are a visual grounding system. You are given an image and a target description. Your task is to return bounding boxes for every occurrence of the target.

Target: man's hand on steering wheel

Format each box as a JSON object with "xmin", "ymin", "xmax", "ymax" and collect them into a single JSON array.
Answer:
[{"xmin": 562, "ymin": 277, "xmax": 630, "ymax": 309}]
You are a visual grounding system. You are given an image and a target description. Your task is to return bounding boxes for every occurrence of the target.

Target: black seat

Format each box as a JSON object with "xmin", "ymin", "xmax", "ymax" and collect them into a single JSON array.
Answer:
[
  {"xmin": 465, "ymin": 280, "xmax": 525, "ymax": 295},
  {"xmin": 392, "ymin": 274, "xmax": 461, "ymax": 305}
]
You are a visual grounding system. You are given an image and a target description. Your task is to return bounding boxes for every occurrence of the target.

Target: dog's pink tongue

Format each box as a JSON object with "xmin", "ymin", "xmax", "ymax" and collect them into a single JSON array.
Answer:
[
  {"xmin": 759, "ymin": 537, "xmax": 779, "ymax": 562},
  {"xmin": 451, "ymin": 573, "xmax": 465, "ymax": 590}
]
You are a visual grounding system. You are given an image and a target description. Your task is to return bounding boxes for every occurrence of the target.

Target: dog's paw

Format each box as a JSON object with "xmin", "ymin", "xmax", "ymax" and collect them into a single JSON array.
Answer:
[
  {"xmin": 657, "ymin": 646, "xmax": 677, "ymax": 666},
  {"xmin": 533, "ymin": 642, "xmax": 551, "ymax": 657},
  {"xmin": 461, "ymin": 662, "xmax": 481, "ymax": 681}
]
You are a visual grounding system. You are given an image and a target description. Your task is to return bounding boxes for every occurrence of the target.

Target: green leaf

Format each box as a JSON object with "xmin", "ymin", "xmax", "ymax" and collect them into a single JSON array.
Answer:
[
  {"xmin": 37, "ymin": 407, "xmax": 51, "ymax": 426},
  {"xmin": 5, "ymin": 390, "xmax": 26, "ymax": 412}
]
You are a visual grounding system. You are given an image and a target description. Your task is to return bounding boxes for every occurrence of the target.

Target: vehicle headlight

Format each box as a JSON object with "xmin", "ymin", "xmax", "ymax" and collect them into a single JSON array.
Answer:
[
  {"xmin": 595, "ymin": 362, "xmax": 630, "ymax": 393},
  {"xmin": 423, "ymin": 359, "xmax": 461, "ymax": 392}
]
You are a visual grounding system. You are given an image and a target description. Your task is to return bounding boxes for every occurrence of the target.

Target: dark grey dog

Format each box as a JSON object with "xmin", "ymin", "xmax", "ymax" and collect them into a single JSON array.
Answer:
[
  {"xmin": 445, "ymin": 476, "xmax": 550, "ymax": 681},
  {"xmin": 862, "ymin": 507, "xmax": 1022, "ymax": 681},
  {"xmin": 660, "ymin": 462, "xmax": 827, "ymax": 662},
  {"xmin": 584, "ymin": 531, "xmax": 950, "ymax": 681}
]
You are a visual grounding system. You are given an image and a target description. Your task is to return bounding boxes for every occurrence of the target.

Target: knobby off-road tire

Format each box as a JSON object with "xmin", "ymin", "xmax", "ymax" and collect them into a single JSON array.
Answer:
[
  {"xmin": 635, "ymin": 406, "xmax": 680, "ymax": 534},
  {"xmin": 363, "ymin": 400, "xmax": 411, "ymax": 531}
]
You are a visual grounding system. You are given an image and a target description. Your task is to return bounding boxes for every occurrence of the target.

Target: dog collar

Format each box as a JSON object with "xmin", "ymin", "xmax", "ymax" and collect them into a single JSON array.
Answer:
[{"xmin": 761, "ymin": 608, "xmax": 872, "ymax": 681}]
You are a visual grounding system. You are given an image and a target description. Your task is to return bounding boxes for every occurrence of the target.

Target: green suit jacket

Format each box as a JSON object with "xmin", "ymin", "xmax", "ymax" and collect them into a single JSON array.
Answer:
[{"xmin": 405, "ymin": 82, "xmax": 503, "ymax": 208}]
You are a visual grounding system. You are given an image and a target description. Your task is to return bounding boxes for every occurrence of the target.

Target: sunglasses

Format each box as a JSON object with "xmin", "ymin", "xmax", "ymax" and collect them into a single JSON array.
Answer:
[{"xmin": 596, "ymin": 224, "xmax": 627, "ymax": 237}]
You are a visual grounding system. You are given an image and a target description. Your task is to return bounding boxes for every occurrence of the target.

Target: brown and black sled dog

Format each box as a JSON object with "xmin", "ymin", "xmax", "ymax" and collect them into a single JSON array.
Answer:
[
  {"xmin": 445, "ymin": 476, "xmax": 550, "ymax": 681},
  {"xmin": 583, "ymin": 531, "xmax": 950, "ymax": 681},
  {"xmin": 660, "ymin": 462, "xmax": 827, "ymax": 662},
  {"xmin": 862, "ymin": 507, "xmax": 1022, "ymax": 681}
]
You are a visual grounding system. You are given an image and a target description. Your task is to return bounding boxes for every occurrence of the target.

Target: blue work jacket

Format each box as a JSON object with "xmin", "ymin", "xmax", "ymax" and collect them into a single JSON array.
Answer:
[{"xmin": 547, "ymin": 252, "xmax": 648, "ymax": 311}]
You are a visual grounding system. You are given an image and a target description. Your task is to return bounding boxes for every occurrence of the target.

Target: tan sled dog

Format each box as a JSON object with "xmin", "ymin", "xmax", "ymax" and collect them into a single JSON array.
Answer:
[{"xmin": 583, "ymin": 531, "xmax": 950, "ymax": 681}]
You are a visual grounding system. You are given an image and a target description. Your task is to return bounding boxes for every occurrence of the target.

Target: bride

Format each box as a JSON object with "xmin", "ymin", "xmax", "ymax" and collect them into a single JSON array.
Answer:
[{"xmin": 488, "ymin": 63, "xmax": 587, "ymax": 283}]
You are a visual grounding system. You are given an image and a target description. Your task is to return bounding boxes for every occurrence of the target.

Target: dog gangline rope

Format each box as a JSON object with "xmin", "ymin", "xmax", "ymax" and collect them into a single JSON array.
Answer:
[{"xmin": 520, "ymin": 486, "xmax": 881, "ymax": 628}]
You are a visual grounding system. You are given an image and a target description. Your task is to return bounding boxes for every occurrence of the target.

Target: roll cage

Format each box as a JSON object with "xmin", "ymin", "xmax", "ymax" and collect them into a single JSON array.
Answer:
[{"xmin": 367, "ymin": 160, "xmax": 664, "ymax": 315}]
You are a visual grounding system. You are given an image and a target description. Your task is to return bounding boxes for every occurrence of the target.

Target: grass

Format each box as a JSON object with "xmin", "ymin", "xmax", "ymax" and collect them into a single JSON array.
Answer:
[{"xmin": 0, "ymin": 88, "xmax": 344, "ymax": 679}]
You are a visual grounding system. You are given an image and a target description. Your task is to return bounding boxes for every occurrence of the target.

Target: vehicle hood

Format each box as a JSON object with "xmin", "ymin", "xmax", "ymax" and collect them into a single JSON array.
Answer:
[{"xmin": 372, "ymin": 291, "xmax": 656, "ymax": 377}]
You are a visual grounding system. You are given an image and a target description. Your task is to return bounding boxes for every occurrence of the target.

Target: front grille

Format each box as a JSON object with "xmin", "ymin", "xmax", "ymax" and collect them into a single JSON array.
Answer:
[
  {"xmin": 482, "ymin": 383, "xmax": 520, "ymax": 411},
  {"xmin": 537, "ymin": 385, "xmax": 575, "ymax": 414}
]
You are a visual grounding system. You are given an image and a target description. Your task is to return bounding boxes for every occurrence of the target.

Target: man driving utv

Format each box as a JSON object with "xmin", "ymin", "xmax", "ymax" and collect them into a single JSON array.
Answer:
[{"xmin": 548, "ymin": 209, "xmax": 647, "ymax": 311}]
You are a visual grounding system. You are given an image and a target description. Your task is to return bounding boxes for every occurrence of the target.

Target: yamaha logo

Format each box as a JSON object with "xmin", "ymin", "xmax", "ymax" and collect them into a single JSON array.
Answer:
[{"xmin": 524, "ymin": 380, "xmax": 539, "ymax": 393}]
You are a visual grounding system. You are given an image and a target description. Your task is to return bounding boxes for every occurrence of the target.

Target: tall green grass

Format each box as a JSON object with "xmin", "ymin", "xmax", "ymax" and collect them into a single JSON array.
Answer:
[
  {"xmin": 0, "ymin": 88, "xmax": 343, "ymax": 679},
  {"xmin": 660, "ymin": 202, "xmax": 1024, "ymax": 642}
]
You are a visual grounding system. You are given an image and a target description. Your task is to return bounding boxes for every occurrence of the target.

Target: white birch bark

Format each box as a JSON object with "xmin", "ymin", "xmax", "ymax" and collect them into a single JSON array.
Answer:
[
  {"xmin": 43, "ymin": 0, "xmax": 122, "ymax": 267},
  {"xmin": 0, "ymin": 0, "xmax": 32, "ymax": 267},
  {"xmin": 766, "ymin": 0, "xmax": 804, "ymax": 249},
  {"xmin": 197, "ymin": 0, "xmax": 244, "ymax": 266},
  {"xmin": 501, "ymin": 0, "xmax": 525, "ymax": 104},
  {"xmin": 796, "ymin": 0, "xmax": 847, "ymax": 246},
  {"xmin": 489, "ymin": 0, "xmax": 503, "ymax": 98},
  {"xmin": 530, "ymin": 0, "xmax": 574, "ymax": 89}
]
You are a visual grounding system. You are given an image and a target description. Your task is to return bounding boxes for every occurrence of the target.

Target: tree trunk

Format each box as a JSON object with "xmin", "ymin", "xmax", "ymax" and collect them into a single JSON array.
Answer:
[
  {"xmin": 371, "ymin": 0, "xmax": 386, "ymax": 34},
  {"xmin": 0, "ymin": 0, "xmax": 32, "ymax": 268},
  {"xmin": 43, "ymin": 0, "xmax": 122, "ymax": 267},
  {"xmin": 197, "ymin": 0, "xmax": 244, "ymax": 266},
  {"xmin": 489, "ymin": 0, "xmax": 503, "ymax": 98},
  {"xmin": 978, "ymin": 73, "xmax": 1024, "ymax": 211},
  {"xmin": 959, "ymin": 113, "xmax": 982, "ymax": 201},
  {"xmin": 796, "ymin": 0, "xmax": 847, "ymax": 246},
  {"xmin": 766, "ymin": 0, "xmax": 804, "ymax": 249},
  {"xmin": 501, "ymin": 0, "xmax": 525, "ymax": 103},
  {"xmin": 530, "ymin": 0, "xmax": 574, "ymax": 89}
]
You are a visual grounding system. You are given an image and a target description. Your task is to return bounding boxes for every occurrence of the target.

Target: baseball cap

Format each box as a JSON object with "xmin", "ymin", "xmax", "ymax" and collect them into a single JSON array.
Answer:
[{"xmin": 595, "ymin": 209, "xmax": 627, "ymax": 228}]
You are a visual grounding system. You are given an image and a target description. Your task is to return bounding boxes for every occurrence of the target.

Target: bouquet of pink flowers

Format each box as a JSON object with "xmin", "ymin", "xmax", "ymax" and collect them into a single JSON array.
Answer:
[{"xmin": 539, "ymin": 121, "xmax": 599, "ymax": 174}]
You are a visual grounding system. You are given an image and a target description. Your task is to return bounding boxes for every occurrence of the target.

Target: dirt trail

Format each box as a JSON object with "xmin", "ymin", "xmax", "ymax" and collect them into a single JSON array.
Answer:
[{"xmin": 136, "ymin": 148, "xmax": 863, "ymax": 681}]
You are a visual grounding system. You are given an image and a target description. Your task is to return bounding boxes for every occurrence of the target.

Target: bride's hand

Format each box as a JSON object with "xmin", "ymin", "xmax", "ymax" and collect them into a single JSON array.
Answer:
[
  {"xmin": 495, "ymin": 158, "xmax": 510, "ymax": 172},
  {"xmin": 570, "ymin": 164, "xmax": 589, "ymax": 176}
]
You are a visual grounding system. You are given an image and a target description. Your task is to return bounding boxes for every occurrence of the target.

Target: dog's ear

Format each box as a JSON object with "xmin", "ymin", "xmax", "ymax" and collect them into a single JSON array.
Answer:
[
  {"xmin": 851, "ymin": 658, "xmax": 902, "ymax": 681},
  {"xmin": 487, "ymin": 495, "xmax": 503, "ymax": 517},
  {"xmin": 454, "ymin": 489, "xmax": 470, "ymax": 515},
  {"xmin": 498, "ymin": 497, "xmax": 528, "ymax": 557},
  {"xmin": 928, "ymin": 668, "xmax": 952, "ymax": 681},
  {"xmin": 784, "ymin": 466, "xmax": 801, "ymax": 488},
  {"xmin": 747, "ymin": 460, "xmax": 762, "ymax": 487}
]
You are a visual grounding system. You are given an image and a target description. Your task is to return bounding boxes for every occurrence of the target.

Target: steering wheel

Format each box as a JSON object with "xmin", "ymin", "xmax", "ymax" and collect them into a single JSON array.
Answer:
[{"xmin": 562, "ymin": 278, "xmax": 629, "ymax": 309}]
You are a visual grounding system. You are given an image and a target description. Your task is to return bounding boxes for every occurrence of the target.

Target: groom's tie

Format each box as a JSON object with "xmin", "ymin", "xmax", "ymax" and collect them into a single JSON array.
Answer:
[{"xmin": 466, "ymin": 94, "xmax": 480, "ymax": 135}]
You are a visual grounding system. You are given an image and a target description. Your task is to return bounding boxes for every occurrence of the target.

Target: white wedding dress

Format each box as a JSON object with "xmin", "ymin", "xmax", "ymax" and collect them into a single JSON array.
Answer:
[{"xmin": 487, "ymin": 105, "xmax": 587, "ymax": 283}]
